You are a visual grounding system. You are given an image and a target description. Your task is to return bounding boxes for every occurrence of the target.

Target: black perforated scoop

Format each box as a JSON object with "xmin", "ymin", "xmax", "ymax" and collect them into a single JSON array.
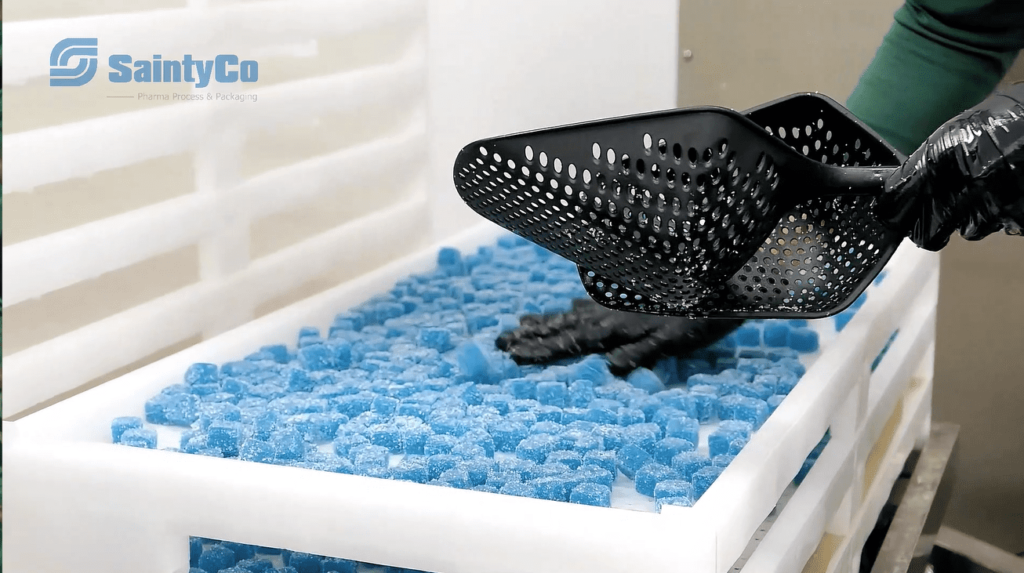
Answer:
[{"xmin": 454, "ymin": 93, "xmax": 906, "ymax": 318}]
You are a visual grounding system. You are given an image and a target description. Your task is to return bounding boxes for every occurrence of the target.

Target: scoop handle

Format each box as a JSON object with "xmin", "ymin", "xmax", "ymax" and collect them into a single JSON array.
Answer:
[{"xmin": 811, "ymin": 165, "xmax": 896, "ymax": 197}]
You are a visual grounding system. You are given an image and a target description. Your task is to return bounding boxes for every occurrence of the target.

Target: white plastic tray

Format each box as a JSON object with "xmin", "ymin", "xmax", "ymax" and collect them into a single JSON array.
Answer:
[{"xmin": 4, "ymin": 222, "xmax": 940, "ymax": 573}]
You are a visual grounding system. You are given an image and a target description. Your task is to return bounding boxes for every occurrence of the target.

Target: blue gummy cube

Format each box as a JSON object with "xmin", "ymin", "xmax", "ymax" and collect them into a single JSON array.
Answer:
[
  {"xmin": 623, "ymin": 423, "xmax": 661, "ymax": 453},
  {"xmin": 634, "ymin": 463, "xmax": 680, "ymax": 497},
  {"xmin": 483, "ymin": 394, "xmax": 513, "ymax": 415},
  {"xmin": 735, "ymin": 325, "xmax": 762, "ymax": 346},
  {"xmin": 570, "ymin": 483, "xmax": 612, "ymax": 507},
  {"xmin": 260, "ymin": 344, "xmax": 291, "ymax": 363},
  {"xmin": 111, "ymin": 416, "xmax": 143, "ymax": 443},
  {"xmin": 505, "ymin": 378, "xmax": 537, "ymax": 400},
  {"xmin": 270, "ymin": 428, "xmax": 307, "ymax": 460},
  {"xmin": 663, "ymin": 417, "xmax": 699, "ymax": 447},
  {"xmin": 288, "ymin": 552, "xmax": 321, "ymax": 573},
  {"xmin": 463, "ymin": 458, "xmax": 495, "ymax": 486},
  {"xmin": 653, "ymin": 438, "xmax": 695, "ymax": 466},
  {"xmin": 239, "ymin": 439, "xmax": 276, "ymax": 463},
  {"xmin": 763, "ymin": 323, "xmax": 790, "ymax": 347},
  {"xmin": 282, "ymin": 368, "xmax": 313, "ymax": 393},
  {"xmin": 198, "ymin": 545, "xmax": 236, "ymax": 573},
  {"xmin": 322, "ymin": 557, "xmax": 358, "ymax": 573},
  {"xmin": 689, "ymin": 392, "xmax": 719, "ymax": 423},
  {"xmin": 371, "ymin": 395, "xmax": 399, "ymax": 416},
  {"xmin": 120, "ymin": 427, "xmax": 157, "ymax": 449},
  {"xmin": 626, "ymin": 368, "xmax": 666, "ymax": 394},
  {"xmin": 419, "ymin": 328, "xmax": 454, "ymax": 352},
  {"xmin": 616, "ymin": 444, "xmax": 653, "ymax": 479},
  {"xmin": 583, "ymin": 450, "xmax": 617, "ymax": 475},
  {"xmin": 368, "ymin": 424, "xmax": 403, "ymax": 453},
  {"xmin": 567, "ymin": 355, "xmax": 612, "ymax": 385},
  {"xmin": 190, "ymin": 537, "xmax": 203, "ymax": 567},
  {"xmin": 145, "ymin": 392, "xmax": 201, "ymax": 426},
  {"xmin": 617, "ymin": 407, "xmax": 646, "ymax": 426},
  {"xmin": 516, "ymin": 433, "xmax": 560, "ymax": 463},
  {"xmin": 546, "ymin": 450, "xmax": 583, "ymax": 470},
  {"xmin": 835, "ymin": 310, "xmax": 855, "ymax": 331},
  {"xmin": 536, "ymin": 381, "xmax": 568, "ymax": 408},
  {"xmin": 490, "ymin": 421, "xmax": 528, "ymax": 452},
  {"xmin": 499, "ymin": 482, "xmax": 537, "ymax": 497},
  {"xmin": 575, "ymin": 464, "xmax": 615, "ymax": 488},
  {"xmin": 208, "ymin": 421, "xmax": 244, "ymax": 457},
  {"xmin": 427, "ymin": 454, "xmax": 461, "ymax": 480},
  {"xmin": 391, "ymin": 456, "xmax": 430, "ymax": 483},
  {"xmin": 459, "ymin": 429, "xmax": 496, "ymax": 457},
  {"xmin": 332, "ymin": 433, "xmax": 369, "ymax": 457},
  {"xmin": 560, "ymin": 407, "xmax": 589, "ymax": 424},
  {"xmin": 671, "ymin": 451, "xmax": 711, "ymax": 481},
  {"xmin": 439, "ymin": 467, "xmax": 473, "ymax": 489},
  {"xmin": 456, "ymin": 342, "xmax": 494, "ymax": 383},
  {"xmin": 185, "ymin": 363, "xmax": 219, "ymax": 386},
  {"xmin": 708, "ymin": 421, "xmax": 753, "ymax": 457},
  {"xmin": 652, "ymin": 407, "xmax": 688, "ymax": 432},
  {"xmin": 719, "ymin": 395, "xmax": 770, "ymax": 429},
  {"xmin": 531, "ymin": 475, "xmax": 572, "ymax": 501},
  {"xmin": 767, "ymin": 394, "xmax": 785, "ymax": 414},
  {"xmin": 585, "ymin": 405, "xmax": 618, "ymax": 425},
  {"xmin": 592, "ymin": 425, "xmax": 623, "ymax": 450},
  {"xmin": 693, "ymin": 465, "xmax": 725, "ymax": 498},
  {"xmin": 568, "ymin": 380, "xmax": 595, "ymax": 408},
  {"xmin": 221, "ymin": 542, "xmax": 256, "ymax": 561},
  {"xmin": 788, "ymin": 328, "xmax": 819, "ymax": 353}
]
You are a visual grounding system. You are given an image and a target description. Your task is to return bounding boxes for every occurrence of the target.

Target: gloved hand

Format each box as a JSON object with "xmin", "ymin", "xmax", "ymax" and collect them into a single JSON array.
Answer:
[
  {"xmin": 495, "ymin": 298, "xmax": 744, "ymax": 375},
  {"xmin": 875, "ymin": 82, "xmax": 1024, "ymax": 251}
]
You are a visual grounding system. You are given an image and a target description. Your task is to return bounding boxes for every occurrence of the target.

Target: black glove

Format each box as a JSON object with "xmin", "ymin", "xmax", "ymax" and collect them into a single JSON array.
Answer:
[
  {"xmin": 875, "ymin": 83, "xmax": 1024, "ymax": 251},
  {"xmin": 495, "ymin": 298, "xmax": 744, "ymax": 375}
]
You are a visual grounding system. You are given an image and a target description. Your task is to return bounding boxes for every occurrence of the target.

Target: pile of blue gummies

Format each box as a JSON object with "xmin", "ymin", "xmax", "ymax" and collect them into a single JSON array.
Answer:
[
  {"xmin": 113, "ymin": 233, "xmax": 848, "ymax": 517},
  {"xmin": 187, "ymin": 538, "xmax": 427, "ymax": 573}
]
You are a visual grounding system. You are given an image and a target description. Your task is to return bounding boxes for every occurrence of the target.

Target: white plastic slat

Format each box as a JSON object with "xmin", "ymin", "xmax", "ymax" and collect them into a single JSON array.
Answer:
[
  {"xmin": 2, "ymin": 193, "xmax": 431, "ymax": 418},
  {"xmin": 3, "ymin": 0, "xmax": 425, "ymax": 86},
  {"xmin": 687, "ymin": 243, "xmax": 939, "ymax": 569},
  {"xmin": 740, "ymin": 276, "xmax": 939, "ymax": 573},
  {"xmin": 3, "ymin": 124, "xmax": 427, "ymax": 307},
  {"xmin": 4, "ymin": 51, "xmax": 426, "ymax": 193}
]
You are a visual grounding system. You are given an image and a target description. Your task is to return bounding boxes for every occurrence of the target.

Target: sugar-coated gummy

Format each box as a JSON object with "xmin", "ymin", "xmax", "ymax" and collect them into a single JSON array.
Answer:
[
  {"xmin": 111, "ymin": 416, "xmax": 143, "ymax": 443},
  {"xmin": 616, "ymin": 444, "xmax": 653, "ymax": 480},
  {"xmin": 693, "ymin": 465, "xmax": 725, "ymax": 498},
  {"xmin": 500, "ymin": 481, "xmax": 537, "ymax": 497},
  {"xmin": 570, "ymin": 483, "xmax": 612, "ymax": 507},
  {"xmin": 626, "ymin": 368, "xmax": 666, "ymax": 394},
  {"xmin": 653, "ymin": 437, "xmax": 695, "ymax": 466},
  {"xmin": 189, "ymin": 537, "xmax": 203, "ymax": 567},
  {"xmin": 120, "ymin": 427, "xmax": 158, "ymax": 449},
  {"xmin": 663, "ymin": 417, "xmax": 700, "ymax": 447},
  {"xmin": 546, "ymin": 450, "xmax": 583, "ymax": 470},
  {"xmin": 439, "ymin": 467, "xmax": 473, "ymax": 489},
  {"xmin": 671, "ymin": 451, "xmax": 711, "ymax": 481},
  {"xmin": 532, "ymin": 475, "xmax": 572, "ymax": 501},
  {"xmin": 288, "ymin": 552, "xmax": 322, "ymax": 573},
  {"xmin": 582, "ymin": 450, "xmax": 617, "ymax": 475},
  {"xmin": 634, "ymin": 463, "xmax": 680, "ymax": 497},
  {"xmin": 198, "ymin": 545, "xmax": 236, "ymax": 573}
]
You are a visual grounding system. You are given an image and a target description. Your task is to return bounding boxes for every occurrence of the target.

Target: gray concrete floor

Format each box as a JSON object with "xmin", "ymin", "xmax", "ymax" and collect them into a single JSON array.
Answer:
[{"xmin": 933, "ymin": 233, "xmax": 1024, "ymax": 554}]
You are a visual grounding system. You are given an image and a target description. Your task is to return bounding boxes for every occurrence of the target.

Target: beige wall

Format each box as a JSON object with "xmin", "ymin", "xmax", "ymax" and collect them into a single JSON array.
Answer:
[{"xmin": 676, "ymin": 1, "xmax": 1023, "ymax": 554}]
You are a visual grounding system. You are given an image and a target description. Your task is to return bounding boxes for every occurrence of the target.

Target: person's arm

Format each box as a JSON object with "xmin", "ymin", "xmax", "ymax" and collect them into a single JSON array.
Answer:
[{"xmin": 846, "ymin": 0, "xmax": 1024, "ymax": 154}]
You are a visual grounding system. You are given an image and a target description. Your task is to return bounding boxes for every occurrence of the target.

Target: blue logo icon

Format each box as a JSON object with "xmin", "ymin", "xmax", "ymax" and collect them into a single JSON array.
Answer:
[{"xmin": 50, "ymin": 38, "xmax": 99, "ymax": 86}]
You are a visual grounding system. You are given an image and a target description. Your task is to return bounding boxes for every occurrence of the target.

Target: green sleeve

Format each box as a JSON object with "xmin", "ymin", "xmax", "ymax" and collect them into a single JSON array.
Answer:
[{"xmin": 846, "ymin": 0, "xmax": 1024, "ymax": 155}]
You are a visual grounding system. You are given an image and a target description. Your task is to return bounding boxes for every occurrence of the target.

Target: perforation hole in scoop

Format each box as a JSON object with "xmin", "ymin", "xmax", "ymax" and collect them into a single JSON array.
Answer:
[{"xmin": 577, "ymin": 94, "xmax": 904, "ymax": 317}]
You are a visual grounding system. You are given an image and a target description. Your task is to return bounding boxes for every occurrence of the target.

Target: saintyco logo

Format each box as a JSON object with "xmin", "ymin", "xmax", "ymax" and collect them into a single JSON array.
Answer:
[{"xmin": 49, "ymin": 38, "xmax": 259, "ymax": 88}]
